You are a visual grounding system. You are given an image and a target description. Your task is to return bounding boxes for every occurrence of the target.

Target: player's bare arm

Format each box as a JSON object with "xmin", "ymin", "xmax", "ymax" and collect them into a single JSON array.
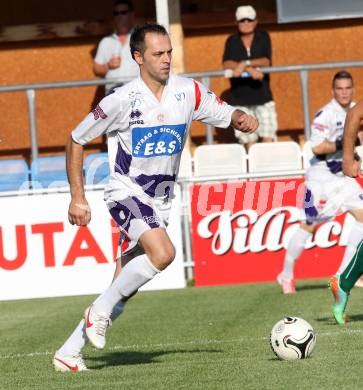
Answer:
[
  {"xmin": 312, "ymin": 140, "xmax": 341, "ymax": 155},
  {"xmin": 343, "ymin": 100, "xmax": 363, "ymax": 177},
  {"xmin": 93, "ymin": 56, "xmax": 121, "ymax": 77},
  {"xmin": 231, "ymin": 109, "xmax": 259, "ymax": 133},
  {"xmin": 65, "ymin": 135, "xmax": 91, "ymax": 226},
  {"xmin": 93, "ymin": 62, "xmax": 108, "ymax": 78}
]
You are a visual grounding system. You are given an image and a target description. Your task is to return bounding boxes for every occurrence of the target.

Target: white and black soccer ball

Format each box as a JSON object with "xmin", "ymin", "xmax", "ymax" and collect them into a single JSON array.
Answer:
[{"xmin": 270, "ymin": 317, "xmax": 316, "ymax": 361}]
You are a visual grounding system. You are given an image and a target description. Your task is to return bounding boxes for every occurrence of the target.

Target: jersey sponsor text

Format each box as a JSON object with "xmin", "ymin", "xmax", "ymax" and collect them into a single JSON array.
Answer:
[{"xmin": 132, "ymin": 124, "xmax": 186, "ymax": 158}]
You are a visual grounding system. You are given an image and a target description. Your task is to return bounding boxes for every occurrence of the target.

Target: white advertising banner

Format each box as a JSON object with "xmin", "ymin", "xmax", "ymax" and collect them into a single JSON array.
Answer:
[{"xmin": 0, "ymin": 186, "xmax": 186, "ymax": 300}]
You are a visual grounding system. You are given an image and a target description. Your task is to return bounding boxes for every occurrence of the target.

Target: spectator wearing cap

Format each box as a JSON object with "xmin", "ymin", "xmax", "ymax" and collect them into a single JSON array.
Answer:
[
  {"xmin": 223, "ymin": 5, "xmax": 278, "ymax": 150},
  {"xmin": 93, "ymin": 0, "xmax": 139, "ymax": 95}
]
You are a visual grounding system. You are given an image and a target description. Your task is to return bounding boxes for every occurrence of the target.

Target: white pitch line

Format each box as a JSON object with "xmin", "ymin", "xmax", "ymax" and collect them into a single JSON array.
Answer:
[{"xmin": 1, "ymin": 328, "xmax": 363, "ymax": 360}]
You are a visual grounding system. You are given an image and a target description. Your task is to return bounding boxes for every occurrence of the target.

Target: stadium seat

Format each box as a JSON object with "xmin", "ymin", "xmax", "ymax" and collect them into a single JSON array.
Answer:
[
  {"xmin": 84, "ymin": 152, "xmax": 110, "ymax": 185},
  {"xmin": 30, "ymin": 156, "xmax": 68, "ymax": 188},
  {"xmin": 0, "ymin": 159, "xmax": 29, "ymax": 191},
  {"xmin": 194, "ymin": 144, "xmax": 247, "ymax": 177},
  {"xmin": 177, "ymin": 149, "xmax": 193, "ymax": 179},
  {"xmin": 302, "ymin": 140, "xmax": 314, "ymax": 169},
  {"xmin": 248, "ymin": 141, "xmax": 302, "ymax": 173}
]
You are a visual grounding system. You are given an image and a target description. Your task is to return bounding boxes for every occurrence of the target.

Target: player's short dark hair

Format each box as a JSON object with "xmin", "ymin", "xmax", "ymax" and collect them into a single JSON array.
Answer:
[
  {"xmin": 113, "ymin": 0, "xmax": 134, "ymax": 12},
  {"xmin": 130, "ymin": 23, "xmax": 168, "ymax": 60},
  {"xmin": 332, "ymin": 70, "xmax": 353, "ymax": 88}
]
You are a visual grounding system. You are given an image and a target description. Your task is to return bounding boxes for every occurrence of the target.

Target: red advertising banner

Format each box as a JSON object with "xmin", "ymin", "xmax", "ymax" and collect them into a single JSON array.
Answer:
[{"xmin": 190, "ymin": 178, "xmax": 362, "ymax": 287}]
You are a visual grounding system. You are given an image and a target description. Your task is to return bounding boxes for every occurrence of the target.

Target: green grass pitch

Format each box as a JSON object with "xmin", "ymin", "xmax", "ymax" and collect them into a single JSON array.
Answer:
[{"xmin": 1, "ymin": 280, "xmax": 363, "ymax": 390}]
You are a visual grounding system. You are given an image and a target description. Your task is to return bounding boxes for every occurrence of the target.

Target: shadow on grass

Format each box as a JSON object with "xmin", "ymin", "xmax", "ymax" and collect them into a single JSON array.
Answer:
[
  {"xmin": 314, "ymin": 316, "xmax": 339, "ymax": 326},
  {"xmin": 267, "ymin": 356, "xmax": 315, "ymax": 362},
  {"xmin": 316, "ymin": 313, "xmax": 363, "ymax": 324},
  {"xmin": 297, "ymin": 283, "xmax": 328, "ymax": 292},
  {"xmin": 87, "ymin": 349, "xmax": 222, "ymax": 369}
]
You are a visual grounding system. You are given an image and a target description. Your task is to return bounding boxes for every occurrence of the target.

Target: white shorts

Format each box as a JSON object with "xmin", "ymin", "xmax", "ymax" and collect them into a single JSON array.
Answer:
[
  {"xmin": 234, "ymin": 101, "xmax": 278, "ymax": 144},
  {"xmin": 107, "ymin": 193, "xmax": 171, "ymax": 254},
  {"xmin": 303, "ymin": 168, "xmax": 363, "ymax": 224}
]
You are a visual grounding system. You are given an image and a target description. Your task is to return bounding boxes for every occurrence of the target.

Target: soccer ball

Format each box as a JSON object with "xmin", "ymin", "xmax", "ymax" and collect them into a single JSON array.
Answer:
[{"xmin": 270, "ymin": 316, "xmax": 316, "ymax": 361}]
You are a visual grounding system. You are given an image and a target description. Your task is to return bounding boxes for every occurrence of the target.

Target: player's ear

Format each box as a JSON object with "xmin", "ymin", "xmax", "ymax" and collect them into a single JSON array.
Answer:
[{"xmin": 133, "ymin": 50, "xmax": 143, "ymax": 65}]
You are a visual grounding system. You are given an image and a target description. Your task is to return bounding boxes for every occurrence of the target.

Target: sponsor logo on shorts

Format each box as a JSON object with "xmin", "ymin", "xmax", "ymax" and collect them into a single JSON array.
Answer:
[{"xmin": 143, "ymin": 215, "xmax": 160, "ymax": 224}]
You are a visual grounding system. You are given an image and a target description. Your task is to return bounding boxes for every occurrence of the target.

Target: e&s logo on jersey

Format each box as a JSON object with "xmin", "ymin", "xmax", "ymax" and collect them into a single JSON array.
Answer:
[{"xmin": 132, "ymin": 124, "xmax": 186, "ymax": 158}]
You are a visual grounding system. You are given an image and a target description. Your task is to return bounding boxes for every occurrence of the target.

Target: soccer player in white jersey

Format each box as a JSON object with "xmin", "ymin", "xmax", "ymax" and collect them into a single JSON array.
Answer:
[
  {"xmin": 277, "ymin": 71, "xmax": 363, "ymax": 302},
  {"xmin": 53, "ymin": 23, "xmax": 258, "ymax": 372}
]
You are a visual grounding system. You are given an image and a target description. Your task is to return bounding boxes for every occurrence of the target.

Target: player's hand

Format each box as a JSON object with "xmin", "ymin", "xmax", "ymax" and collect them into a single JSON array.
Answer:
[
  {"xmin": 342, "ymin": 158, "xmax": 362, "ymax": 178},
  {"xmin": 108, "ymin": 55, "xmax": 121, "ymax": 69},
  {"xmin": 231, "ymin": 110, "xmax": 259, "ymax": 134},
  {"xmin": 68, "ymin": 198, "xmax": 91, "ymax": 226}
]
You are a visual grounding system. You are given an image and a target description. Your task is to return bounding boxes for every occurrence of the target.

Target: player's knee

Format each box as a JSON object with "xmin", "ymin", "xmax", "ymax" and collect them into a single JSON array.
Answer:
[
  {"xmin": 151, "ymin": 244, "xmax": 175, "ymax": 270},
  {"xmin": 300, "ymin": 222, "xmax": 316, "ymax": 234}
]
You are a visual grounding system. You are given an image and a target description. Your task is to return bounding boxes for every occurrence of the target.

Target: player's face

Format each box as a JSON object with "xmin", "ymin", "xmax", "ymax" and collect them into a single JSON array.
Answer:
[
  {"xmin": 333, "ymin": 78, "xmax": 354, "ymax": 108},
  {"xmin": 140, "ymin": 32, "xmax": 172, "ymax": 83}
]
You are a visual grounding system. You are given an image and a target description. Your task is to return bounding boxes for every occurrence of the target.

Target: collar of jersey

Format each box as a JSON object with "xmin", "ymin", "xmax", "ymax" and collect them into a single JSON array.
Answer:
[
  {"xmin": 137, "ymin": 76, "xmax": 170, "ymax": 103},
  {"xmin": 331, "ymin": 98, "xmax": 355, "ymax": 113}
]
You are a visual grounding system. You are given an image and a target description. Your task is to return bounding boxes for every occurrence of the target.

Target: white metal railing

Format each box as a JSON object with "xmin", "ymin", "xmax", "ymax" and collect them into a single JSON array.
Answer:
[{"xmin": 2, "ymin": 60, "xmax": 363, "ymax": 161}]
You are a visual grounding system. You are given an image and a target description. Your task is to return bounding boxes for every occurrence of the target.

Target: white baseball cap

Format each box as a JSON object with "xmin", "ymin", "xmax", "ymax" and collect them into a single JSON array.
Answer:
[{"xmin": 235, "ymin": 5, "xmax": 257, "ymax": 21}]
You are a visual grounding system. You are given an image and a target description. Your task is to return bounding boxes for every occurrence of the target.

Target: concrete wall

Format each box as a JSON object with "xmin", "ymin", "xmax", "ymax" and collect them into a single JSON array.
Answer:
[
  {"xmin": 1, "ymin": 17, "xmax": 363, "ymax": 158},
  {"xmin": 184, "ymin": 19, "xmax": 363, "ymax": 144},
  {"xmin": 0, "ymin": 38, "xmax": 104, "ymax": 158}
]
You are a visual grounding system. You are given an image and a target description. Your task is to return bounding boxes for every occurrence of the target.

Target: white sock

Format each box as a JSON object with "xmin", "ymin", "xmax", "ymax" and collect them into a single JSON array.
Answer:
[
  {"xmin": 93, "ymin": 255, "xmax": 160, "ymax": 317},
  {"xmin": 281, "ymin": 227, "xmax": 312, "ymax": 280},
  {"xmin": 57, "ymin": 319, "xmax": 87, "ymax": 357},
  {"xmin": 337, "ymin": 221, "xmax": 363, "ymax": 275},
  {"xmin": 56, "ymin": 302, "xmax": 125, "ymax": 356}
]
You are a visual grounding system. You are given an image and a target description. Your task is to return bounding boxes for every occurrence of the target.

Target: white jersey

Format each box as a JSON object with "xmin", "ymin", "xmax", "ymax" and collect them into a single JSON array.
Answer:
[
  {"xmin": 72, "ymin": 74, "xmax": 235, "ymax": 201},
  {"xmin": 303, "ymin": 99, "xmax": 363, "ymax": 225},
  {"xmin": 309, "ymin": 98, "xmax": 355, "ymax": 175}
]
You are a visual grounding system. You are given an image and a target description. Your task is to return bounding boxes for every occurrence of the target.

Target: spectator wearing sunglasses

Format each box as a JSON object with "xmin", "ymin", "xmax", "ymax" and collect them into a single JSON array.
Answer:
[
  {"xmin": 93, "ymin": 0, "xmax": 139, "ymax": 94},
  {"xmin": 223, "ymin": 5, "xmax": 278, "ymax": 151}
]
